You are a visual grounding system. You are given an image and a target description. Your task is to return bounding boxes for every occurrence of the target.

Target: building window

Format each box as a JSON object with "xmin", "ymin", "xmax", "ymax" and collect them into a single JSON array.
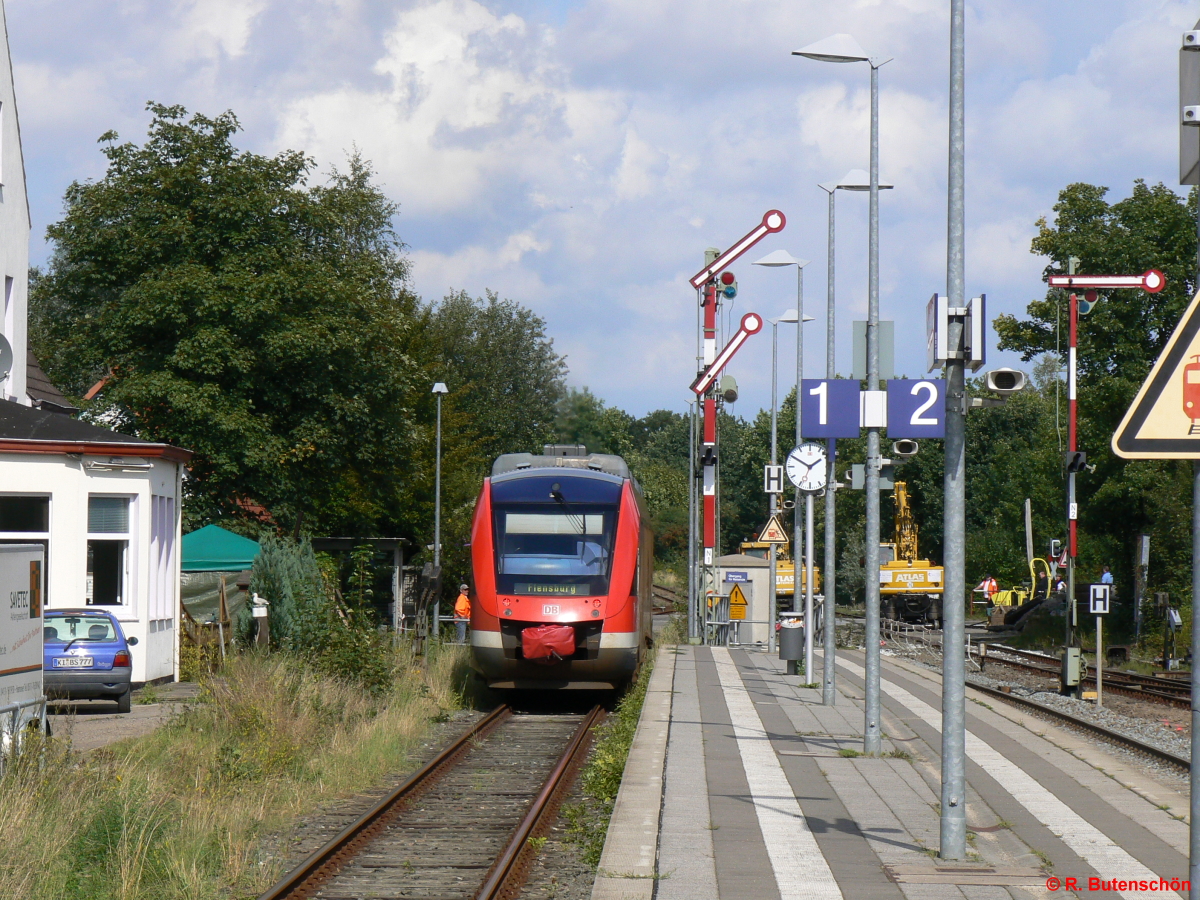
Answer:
[
  {"xmin": 0, "ymin": 495, "xmax": 50, "ymax": 601},
  {"xmin": 88, "ymin": 496, "xmax": 131, "ymax": 606}
]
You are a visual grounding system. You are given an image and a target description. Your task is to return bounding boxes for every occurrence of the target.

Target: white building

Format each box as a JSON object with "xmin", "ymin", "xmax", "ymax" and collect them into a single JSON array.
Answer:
[{"xmin": 0, "ymin": 3, "xmax": 188, "ymax": 685}]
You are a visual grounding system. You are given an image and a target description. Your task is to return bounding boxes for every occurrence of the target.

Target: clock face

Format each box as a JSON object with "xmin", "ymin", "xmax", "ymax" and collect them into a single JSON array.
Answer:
[{"xmin": 785, "ymin": 443, "xmax": 827, "ymax": 492}]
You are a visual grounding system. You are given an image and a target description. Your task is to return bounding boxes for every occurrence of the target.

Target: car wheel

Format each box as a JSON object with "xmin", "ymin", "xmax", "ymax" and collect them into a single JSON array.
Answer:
[{"xmin": 116, "ymin": 688, "xmax": 132, "ymax": 714}]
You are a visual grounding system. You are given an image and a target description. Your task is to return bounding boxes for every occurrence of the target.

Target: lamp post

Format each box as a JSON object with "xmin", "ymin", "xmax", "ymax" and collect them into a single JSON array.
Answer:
[
  {"xmin": 817, "ymin": 168, "xmax": 893, "ymax": 706},
  {"xmin": 753, "ymin": 252, "xmax": 810, "ymax": 673},
  {"xmin": 796, "ymin": 32, "xmax": 890, "ymax": 753},
  {"xmin": 757, "ymin": 304, "xmax": 813, "ymax": 652},
  {"xmin": 432, "ymin": 381, "xmax": 449, "ymax": 639}
]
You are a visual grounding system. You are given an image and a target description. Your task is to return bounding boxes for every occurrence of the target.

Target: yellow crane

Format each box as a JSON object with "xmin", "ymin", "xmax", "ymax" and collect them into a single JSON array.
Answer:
[{"xmin": 880, "ymin": 482, "xmax": 944, "ymax": 627}]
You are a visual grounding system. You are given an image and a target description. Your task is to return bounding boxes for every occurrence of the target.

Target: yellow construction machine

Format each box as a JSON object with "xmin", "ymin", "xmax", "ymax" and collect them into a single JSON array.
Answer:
[{"xmin": 879, "ymin": 482, "xmax": 944, "ymax": 627}]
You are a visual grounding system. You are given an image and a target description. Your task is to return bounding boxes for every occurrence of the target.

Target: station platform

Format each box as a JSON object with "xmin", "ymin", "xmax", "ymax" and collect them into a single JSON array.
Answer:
[{"xmin": 592, "ymin": 644, "xmax": 1191, "ymax": 900}]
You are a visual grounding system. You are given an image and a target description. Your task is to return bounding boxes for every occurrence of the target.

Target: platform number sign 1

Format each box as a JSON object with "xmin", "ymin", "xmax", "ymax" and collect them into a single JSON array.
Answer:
[
  {"xmin": 1089, "ymin": 584, "xmax": 1110, "ymax": 615},
  {"xmin": 800, "ymin": 379, "xmax": 861, "ymax": 438},
  {"xmin": 886, "ymin": 379, "xmax": 946, "ymax": 439}
]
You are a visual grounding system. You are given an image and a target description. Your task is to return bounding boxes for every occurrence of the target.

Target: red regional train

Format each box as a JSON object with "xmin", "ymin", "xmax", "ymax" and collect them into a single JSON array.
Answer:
[{"xmin": 469, "ymin": 447, "xmax": 653, "ymax": 691}]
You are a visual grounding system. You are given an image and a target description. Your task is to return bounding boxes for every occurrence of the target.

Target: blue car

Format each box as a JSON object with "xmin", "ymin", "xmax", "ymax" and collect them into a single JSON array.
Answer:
[{"xmin": 43, "ymin": 609, "xmax": 139, "ymax": 713}]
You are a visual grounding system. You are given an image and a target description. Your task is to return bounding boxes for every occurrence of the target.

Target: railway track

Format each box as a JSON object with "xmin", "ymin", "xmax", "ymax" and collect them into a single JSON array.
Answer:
[
  {"xmin": 977, "ymin": 645, "xmax": 1191, "ymax": 709},
  {"xmin": 259, "ymin": 704, "xmax": 604, "ymax": 900},
  {"xmin": 966, "ymin": 680, "xmax": 1190, "ymax": 772}
]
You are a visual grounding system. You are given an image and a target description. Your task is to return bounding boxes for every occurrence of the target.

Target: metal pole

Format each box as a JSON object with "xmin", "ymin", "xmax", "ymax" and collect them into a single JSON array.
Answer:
[
  {"xmin": 862, "ymin": 60, "xmax": 883, "ymax": 755},
  {"xmin": 770, "ymin": 324, "xmax": 779, "ymax": 653},
  {"xmin": 939, "ymin": 0, "xmax": 967, "ymax": 859},
  {"xmin": 805, "ymin": 491, "xmax": 815, "ymax": 681},
  {"xmin": 434, "ymin": 391, "xmax": 443, "ymax": 640},
  {"xmin": 688, "ymin": 400, "xmax": 697, "ymax": 642},
  {"xmin": 794, "ymin": 264, "xmax": 805, "ymax": 616},
  {"xmin": 1190, "ymin": 460, "xmax": 1200, "ymax": 899},
  {"xmin": 824, "ymin": 185, "xmax": 838, "ymax": 706},
  {"xmin": 1096, "ymin": 615, "xmax": 1103, "ymax": 708},
  {"xmin": 1191, "ymin": 166, "xmax": 1200, "ymax": 900},
  {"xmin": 797, "ymin": 267, "xmax": 815, "ymax": 681},
  {"xmin": 1067, "ymin": 285, "xmax": 1078, "ymax": 657}
]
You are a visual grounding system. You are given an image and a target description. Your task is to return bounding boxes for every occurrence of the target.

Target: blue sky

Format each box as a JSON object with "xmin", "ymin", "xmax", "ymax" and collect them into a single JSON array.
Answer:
[{"xmin": 6, "ymin": 0, "xmax": 1195, "ymax": 416}]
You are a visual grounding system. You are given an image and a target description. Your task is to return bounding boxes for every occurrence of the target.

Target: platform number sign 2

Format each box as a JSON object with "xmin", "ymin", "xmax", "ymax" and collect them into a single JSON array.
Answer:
[
  {"xmin": 886, "ymin": 379, "xmax": 946, "ymax": 439},
  {"xmin": 1088, "ymin": 584, "xmax": 1110, "ymax": 615}
]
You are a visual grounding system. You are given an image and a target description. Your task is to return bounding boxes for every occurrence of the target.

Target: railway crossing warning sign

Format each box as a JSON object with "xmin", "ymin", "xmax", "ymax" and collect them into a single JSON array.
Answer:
[
  {"xmin": 728, "ymin": 583, "xmax": 748, "ymax": 620},
  {"xmin": 1089, "ymin": 584, "xmax": 1111, "ymax": 615},
  {"xmin": 1113, "ymin": 288, "xmax": 1200, "ymax": 458},
  {"xmin": 758, "ymin": 515, "xmax": 789, "ymax": 543}
]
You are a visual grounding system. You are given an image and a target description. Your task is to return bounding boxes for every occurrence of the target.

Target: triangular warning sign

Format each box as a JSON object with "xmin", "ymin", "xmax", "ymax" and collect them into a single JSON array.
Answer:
[
  {"xmin": 758, "ymin": 514, "xmax": 789, "ymax": 543},
  {"xmin": 1114, "ymin": 289, "xmax": 1200, "ymax": 458},
  {"xmin": 729, "ymin": 583, "xmax": 747, "ymax": 605}
]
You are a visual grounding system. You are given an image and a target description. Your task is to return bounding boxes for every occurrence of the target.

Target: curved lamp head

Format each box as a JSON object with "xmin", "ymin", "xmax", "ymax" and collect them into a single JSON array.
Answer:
[
  {"xmin": 819, "ymin": 168, "xmax": 895, "ymax": 193},
  {"xmin": 793, "ymin": 33, "xmax": 891, "ymax": 68},
  {"xmin": 753, "ymin": 250, "xmax": 811, "ymax": 268},
  {"xmin": 771, "ymin": 309, "xmax": 816, "ymax": 325}
]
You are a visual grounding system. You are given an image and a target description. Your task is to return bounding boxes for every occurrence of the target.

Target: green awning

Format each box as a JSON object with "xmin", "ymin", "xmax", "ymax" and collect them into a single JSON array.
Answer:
[{"xmin": 181, "ymin": 524, "xmax": 260, "ymax": 572}]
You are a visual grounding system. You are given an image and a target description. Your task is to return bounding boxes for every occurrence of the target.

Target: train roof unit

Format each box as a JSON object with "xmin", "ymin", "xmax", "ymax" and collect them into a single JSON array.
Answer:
[{"xmin": 491, "ymin": 444, "xmax": 631, "ymax": 480}]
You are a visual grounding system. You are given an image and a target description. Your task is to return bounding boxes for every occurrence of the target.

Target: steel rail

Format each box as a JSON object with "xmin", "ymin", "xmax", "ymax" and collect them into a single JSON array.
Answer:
[
  {"xmin": 978, "ymin": 653, "xmax": 1190, "ymax": 709},
  {"xmin": 990, "ymin": 646, "xmax": 1190, "ymax": 694},
  {"xmin": 257, "ymin": 704, "xmax": 512, "ymax": 900},
  {"xmin": 475, "ymin": 704, "xmax": 606, "ymax": 900},
  {"xmin": 967, "ymin": 681, "xmax": 1189, "ymax": 772}
]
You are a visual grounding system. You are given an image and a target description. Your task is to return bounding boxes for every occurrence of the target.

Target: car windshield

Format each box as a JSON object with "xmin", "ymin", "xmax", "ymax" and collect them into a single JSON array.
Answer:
[
  {"xmin": 494, "ymin": 504, "xmax": 618, "ymax": 597},
  {"xmin": 44, "ymin": 616, "xmax": 118, "ymax": 644}
]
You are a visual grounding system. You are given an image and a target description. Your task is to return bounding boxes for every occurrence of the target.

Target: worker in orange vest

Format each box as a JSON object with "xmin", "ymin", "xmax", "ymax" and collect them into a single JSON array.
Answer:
[
  {"xmin": 454, "ymin": 584, "xmax": 471, "ymax": 643},
  {"xmin": 975, "ymin": 574, "xmax": 999, "ymax": 604}
]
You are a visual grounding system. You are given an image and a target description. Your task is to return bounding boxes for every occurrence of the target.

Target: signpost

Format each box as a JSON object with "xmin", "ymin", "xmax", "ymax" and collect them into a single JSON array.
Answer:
[
  {"xmin": 1088, "ymin": 584, "xmax": 1110, "ymax": 708},
  {"xmin": 728, "ymin": 583, "xmax": 748, "ymax": 621},
  {"xmin": 801, "ymin": 379, "xmax": 861, "ymax": 437},
  {"xmin": 886, "ymin": 379, "xmax": 947, "ymax": 439},
  {"xmin": 759, "ymin": 515, "xmax": 789, "ymax": 544}
]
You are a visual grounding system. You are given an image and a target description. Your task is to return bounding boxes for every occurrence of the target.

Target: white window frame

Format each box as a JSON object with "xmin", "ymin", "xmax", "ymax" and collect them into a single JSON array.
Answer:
[{"xmin": 86, "ymin": 494, "xmax": 136, "ymax": 610}]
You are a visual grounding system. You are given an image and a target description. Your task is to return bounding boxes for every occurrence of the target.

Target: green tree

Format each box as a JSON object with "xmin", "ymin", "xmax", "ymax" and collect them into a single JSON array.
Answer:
[
  {"xmin": 30, "ymin": 103, "xmax": 418, "ymax": 535},
  {"xmin": 994, "ymin": 180, "xmax": 1199, "ymax": 626}
]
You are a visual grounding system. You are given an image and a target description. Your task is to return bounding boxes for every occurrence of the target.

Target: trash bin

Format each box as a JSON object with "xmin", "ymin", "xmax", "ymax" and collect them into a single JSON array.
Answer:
[{"xmin": 779, "ymin": 618, "xmax": 804, "ymax": 661}]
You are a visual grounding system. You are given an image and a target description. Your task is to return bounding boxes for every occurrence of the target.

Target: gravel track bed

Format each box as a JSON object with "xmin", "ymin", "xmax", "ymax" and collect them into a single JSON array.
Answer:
[
  {"xmin": 880, "ymin": 640, "xmax": 1193, "ymax": 790},
  {"xmin": 264, "ymin": 709, "xmax": 487, "ymax": 875}
]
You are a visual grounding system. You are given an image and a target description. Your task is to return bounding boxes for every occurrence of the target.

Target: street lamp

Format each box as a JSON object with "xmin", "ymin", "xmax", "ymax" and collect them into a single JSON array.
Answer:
[
  {"xmin": 796, "ymin": 32, "xmax": 891, "ymax": 753},
  {"xmin": 432, "ymin": 381, "xmax": 449, "ymax": 639},
  {"xmin": 753, "ymin": 252, "xmax": 811, "ymax": 676},
  {"xmin": 817, "ymin": 168, "xmax": 893, "ymax": 707},
  {"xmin": 760, "ymin": 304, "xmax": 813, "ymax": 652}
]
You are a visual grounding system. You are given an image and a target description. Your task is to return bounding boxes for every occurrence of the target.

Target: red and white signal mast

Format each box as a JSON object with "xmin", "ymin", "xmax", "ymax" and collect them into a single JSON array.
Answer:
[
  {"xmin": 688, "ymin": 211, "xmax": 785, "ymax": 636},
  {"xmin": 1045, "ymin": 266, "xmax": 1164, "ymax": 650}
]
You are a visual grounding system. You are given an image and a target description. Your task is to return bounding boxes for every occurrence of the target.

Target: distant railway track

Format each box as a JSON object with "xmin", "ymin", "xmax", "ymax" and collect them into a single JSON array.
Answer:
[
  {"xmin": 258, "ymin": 704, "xmax": 604, "ymax": 900},
  {"xmin": 977, "ymin": 646, "xmax": 1190, "ymax": 710},
  {"xmin": 966, "ymin": 681, "xmax": 1190, "ymax": 772},
  {"xmin": 652, "ymin": 583, "xmax": 681, "ymax": 615}
]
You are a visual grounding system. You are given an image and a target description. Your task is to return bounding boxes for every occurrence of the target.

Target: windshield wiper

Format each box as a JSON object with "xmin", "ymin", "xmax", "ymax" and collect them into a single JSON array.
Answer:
[{"xmin": 550, "ymin": 483, "xmax": 585, "ymax": 534}]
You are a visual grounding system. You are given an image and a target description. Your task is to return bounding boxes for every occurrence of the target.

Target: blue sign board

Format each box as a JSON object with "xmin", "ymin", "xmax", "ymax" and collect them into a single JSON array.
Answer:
[
  {"xmin": 886, "ymin": 379, "xmax": 946, "ymax": 438},
  {"xmin": 801, "ymin": 379, "xmax": 861, "ymax": 438},
  {"xmin": 724, "ymin": 571, "xmax": 750, "ymax": 583}
]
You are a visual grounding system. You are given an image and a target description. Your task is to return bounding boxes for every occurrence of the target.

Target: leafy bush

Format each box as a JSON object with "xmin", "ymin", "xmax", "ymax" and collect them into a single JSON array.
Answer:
[{"xmin": 248, "ymin": 535, "xmax": 393, "ymax": 693}]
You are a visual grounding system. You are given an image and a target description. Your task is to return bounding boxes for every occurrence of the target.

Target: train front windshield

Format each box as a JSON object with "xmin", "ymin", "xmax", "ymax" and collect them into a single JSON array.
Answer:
[{"xmin": 494, "ymin": 505, "xmax": 618, "ymax": 597}]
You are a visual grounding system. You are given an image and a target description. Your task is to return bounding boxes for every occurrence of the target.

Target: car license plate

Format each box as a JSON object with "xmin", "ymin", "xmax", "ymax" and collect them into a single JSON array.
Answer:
[
  {"xmin": 53, "ymin": 657, "xmax": 94, "ymax": 668},
  {"xmin": 543, "ymin": 605, "xmax": 560, "ymax": 615}
]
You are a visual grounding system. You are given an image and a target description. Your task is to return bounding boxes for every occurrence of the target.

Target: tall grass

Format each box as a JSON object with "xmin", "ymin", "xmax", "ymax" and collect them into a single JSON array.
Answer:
[{"xmin": 0, "ymin": 641, "xmax": 471, "ymax": 899}]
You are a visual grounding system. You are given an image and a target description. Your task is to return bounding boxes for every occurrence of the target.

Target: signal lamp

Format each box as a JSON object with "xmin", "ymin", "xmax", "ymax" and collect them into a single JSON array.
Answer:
[
  {"xmin": 719, "ymin": 271, "xmax": 737, "ymax": 298},
  {"xmin": 1064, "ymin": 451, "xmax": 1088, "ymax": 473}
]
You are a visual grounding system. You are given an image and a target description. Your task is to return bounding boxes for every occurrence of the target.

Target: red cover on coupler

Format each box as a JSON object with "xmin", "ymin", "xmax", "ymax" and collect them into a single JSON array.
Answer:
[{"xmin": 522, "ymin": 624, "xmax": 576, "ymax": 660}]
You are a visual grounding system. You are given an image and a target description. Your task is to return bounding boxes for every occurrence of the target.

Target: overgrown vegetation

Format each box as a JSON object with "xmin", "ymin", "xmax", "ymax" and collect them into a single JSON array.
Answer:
[
  {"xmin": 563, "ymin": 653, "xmax": 655, "ymax": 868},
  {"xmin": 0, "ymin": 644, "xmax": 469, "ymax": 899}
]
